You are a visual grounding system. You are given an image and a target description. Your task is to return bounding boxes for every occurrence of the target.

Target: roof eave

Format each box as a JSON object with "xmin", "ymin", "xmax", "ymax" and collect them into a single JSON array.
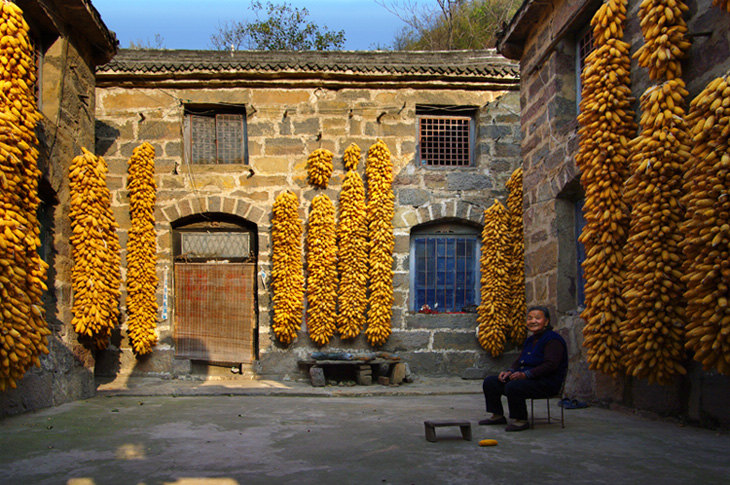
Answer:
[{"xmin": 496, "ymin": 0, "xmax": 552, "ymax": 60}]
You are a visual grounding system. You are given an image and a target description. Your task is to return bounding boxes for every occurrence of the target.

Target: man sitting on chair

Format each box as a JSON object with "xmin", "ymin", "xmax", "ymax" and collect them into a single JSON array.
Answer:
[{"xmin": 480, "ymin": 305, "xmax": 567, "ymax": 431}]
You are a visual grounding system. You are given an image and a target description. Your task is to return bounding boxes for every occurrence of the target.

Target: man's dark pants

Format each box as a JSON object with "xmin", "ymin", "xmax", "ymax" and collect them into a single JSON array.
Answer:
[{"xmin": 482, "ymin": 375, "xmax": 559, "ymax": 421}]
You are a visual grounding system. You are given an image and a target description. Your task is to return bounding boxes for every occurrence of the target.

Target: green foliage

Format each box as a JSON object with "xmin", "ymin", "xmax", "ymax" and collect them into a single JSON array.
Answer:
[
  {"xmin": 383, "ymin": 0, "xmax": 522, "ymax": 51},
  {"xmin": 210, "ymin": 1, "xmax": 345, "ymax": 51}
]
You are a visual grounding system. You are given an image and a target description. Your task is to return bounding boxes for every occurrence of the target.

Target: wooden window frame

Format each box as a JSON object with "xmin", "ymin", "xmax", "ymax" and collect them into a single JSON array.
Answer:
[{"xmin": 184, "ymin": 105, "xmax": 248, "ymax": 165}]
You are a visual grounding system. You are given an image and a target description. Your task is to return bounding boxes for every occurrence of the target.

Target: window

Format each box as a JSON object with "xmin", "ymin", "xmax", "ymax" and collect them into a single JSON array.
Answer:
[
  {"xmin": 417, "ymin": 106, "xmax": 476, "ymax": 167},
  {"xmin": 410, "ymin": 222, "xmax": 480, "ymax": 313},
  {"xmin": 185, "ymin": 106, "xmax": 248, "ymax": 164},
  {"xmin": 575, "ymin": 25, "xmax": 594, "ymax": 112}
]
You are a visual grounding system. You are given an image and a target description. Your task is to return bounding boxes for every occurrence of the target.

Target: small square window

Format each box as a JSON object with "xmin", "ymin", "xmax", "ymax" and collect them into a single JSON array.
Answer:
[
  {"xmin": 417, "ymin": 106, "xmax": 475, "ymax": 167},
  {"xmin": 185, "ymin": 107, "xmax": 248, "ymax": 164}
]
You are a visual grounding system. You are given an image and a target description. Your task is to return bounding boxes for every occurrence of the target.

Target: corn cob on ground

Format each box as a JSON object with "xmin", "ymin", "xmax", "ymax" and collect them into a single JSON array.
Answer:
[
  {"xmin": 126, "ymin": 143, "xmax": 158, "ymax": 355},
  {"xmin": 477, "ymin": 200, "xmax": 511, "ymax": 357},
  {"xmin": 505, "ymin": 168, "xmax": 527, "ymax": 346},
  {"xmin": 271, "ymin": 191, "xmax": 304, "ymax": 344},
  {"xmin": 69, "ymin": 148, "xmax": 122, "ymax": 349},
  {"xmin": 337, "ymin": 144, "xmax": 368, "ymax": 340},
  {"xmin": 577, "ymin": 0, "xmax": 636, "ymax": 377},
  {"xmin": 306, "ymin": 194, "xmax": 338, "ymax": 346},
  {"xmin": 307, "ymin": 148, "xmax": 334, "ymax": 188},
  {"xmin": 364, "ymin": 140, "xmax": 394, "ymax": 347},
  {"xmin": 0, "ymin": 0, "xmax": 50, "ymax": 392},
  {"xmin": 680, "ymin": 74, "xmax": 730, "ymax": 375}
]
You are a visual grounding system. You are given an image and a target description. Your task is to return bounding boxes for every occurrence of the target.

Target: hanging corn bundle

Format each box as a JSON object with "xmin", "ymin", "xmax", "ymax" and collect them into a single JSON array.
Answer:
[
  {"xmin": 307, "ymin": 148, "xmax": 334, "ymax": 188},
  {"xmin": 306, "ymin": 194, "xmax": 337, "ymax": 345},
  {"xmin": 505, "ymin": 168, "xmax": 527, "ymax": 346},
  {"xmin": 126, "ymin": 143, "xmax": 158, "ymax": 355},
  {"xmin": 271, "ymin": 191, "xmax": 304, "ymax": 344},
  {"xmin": 633, "ymin": 0, "xmax": 690, "ymax": 81},
  {"xmin": 576, "ymin": 0, "xmax": 636, "ymax": 377},
  {"xmin": 621, "ymin": 81, "xmax": 689, "ymax": 384},
  {"xmin": 364, "ymin": 140, "xmax": 394, "ymax": 347},
  {"xmin": 69, "ymin": 149, "xmax": 122, "ymax": 349},
  {"xmin": 680, "ymin": 74, "xmax": 730, "ymax": 375},
  {"xmin": 337, "ymin": 144, "xmax": 367, "ymax": 339},
  {"xmin": 0, "ymin": 0, "xmax": 50, "ymax": 392},
  {"xmin": 477, "ymin": 200, "xmax": 511, "ymax": 357}
]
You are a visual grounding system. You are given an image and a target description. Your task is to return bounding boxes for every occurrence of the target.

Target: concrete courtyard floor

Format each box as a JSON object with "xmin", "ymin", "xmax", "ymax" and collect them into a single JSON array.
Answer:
[{"xmin": 1, "ymin": 377, "xmax": 729, "ymax": 485}]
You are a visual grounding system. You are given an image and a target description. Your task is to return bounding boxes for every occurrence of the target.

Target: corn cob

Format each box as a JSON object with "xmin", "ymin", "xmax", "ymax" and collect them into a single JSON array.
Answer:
[
  {"xmin": 271, "ymin": 190, "xmax": 304, "ymax": 344},
  {"xmin": 364, "ymin": 140, "xmax": 394, "ymax": 347},
  {"xmin": 306, "ymin": 194, "xmax": 337, "ymax": 345},
  {"xmin": 477, "ymin": 200, "xmax": 510, "ymax": 357},
  {"xmin": 620, "ymin": 80, "xmax": 689, "ymax": 384},
  {"xmin": 69, "ymin": 148, "xmax": 122, "ymax": 349},
  {"xmin": 633, "ymin": 0, "xmax": 691, "ymax": 81},
  {"xmin": 0, "ymin": 0, "xmax": 50, "ymax": 392},
  {"xmin": 336, "ymin": 144, "xmax": 367, "ymax": 339},
  {"xmin": 680, "ymin": 74, "xmax": 730, "ymax": 375},
  {"xmin": 126, "ymin": 143, "xmax": 158, "ymax": 355},
  {"xmin": 505, "ymin": 168, "xmax": 526, "ymax": 346},
  {"xmin": 307, "ymin": 148, "xmax": 334, "ymax": 188},
  {"xmin": 577, "ymin": 0, "xmax": 636, "ymax": 377}
]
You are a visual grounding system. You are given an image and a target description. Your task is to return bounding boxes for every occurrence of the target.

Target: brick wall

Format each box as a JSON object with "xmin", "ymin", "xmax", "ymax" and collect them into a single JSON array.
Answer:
[{"xmin": 94, "ymin": 83, "xmax": 522, "ymax": 379}]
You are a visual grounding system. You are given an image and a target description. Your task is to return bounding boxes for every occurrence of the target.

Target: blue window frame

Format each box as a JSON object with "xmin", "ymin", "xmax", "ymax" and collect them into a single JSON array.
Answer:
[{"xmin": 411, "ymin": 235, "xmax": 479, "ymax": 312}]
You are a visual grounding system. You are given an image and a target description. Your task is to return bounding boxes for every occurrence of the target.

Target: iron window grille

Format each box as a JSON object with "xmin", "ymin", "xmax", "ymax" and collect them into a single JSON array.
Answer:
[
  {"xmin": 185, "ymin": 107, "xmax": 248, "ymax": 165},
  {"xmin": 411, "ymin": 235, "xmax": 480, "ymax": 313},
  {"xmin": 575, "ymin": 25, "xmax": 595, "ymax": 112},
  {"xmin": 418, "ymin": 116, "xmax": 472, "ymax": 167}
]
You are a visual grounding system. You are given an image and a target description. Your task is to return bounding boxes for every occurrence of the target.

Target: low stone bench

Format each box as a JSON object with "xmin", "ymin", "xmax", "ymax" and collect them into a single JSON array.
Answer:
[
  {"xmin": 424, "ymin": 420, "xmax": 472, "ymax": 442},
  {"xmin": 298, "ymin": 358, "xmax": 404, "ymax": 387}
]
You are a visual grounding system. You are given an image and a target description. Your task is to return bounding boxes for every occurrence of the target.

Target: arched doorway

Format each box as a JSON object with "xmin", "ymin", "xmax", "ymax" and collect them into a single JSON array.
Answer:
[{"xmin": 171, "ymin": 213, "xmax": 258, "ymax": 365}]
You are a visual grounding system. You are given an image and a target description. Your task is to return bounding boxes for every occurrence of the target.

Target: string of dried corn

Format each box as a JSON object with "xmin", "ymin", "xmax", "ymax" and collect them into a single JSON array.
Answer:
[
  {"xmin": 337, "ymin": 144, "xmax": 367, "ymax": 339},
  {"xmin": 505, "ymin": 168, "xmax": 526, "ymax": 346},
  {"xmin": 307, "ymin": 148, "xmax": 334, "ymax": 188},
  {"xmin": 126, "ymin": 143, "xmax": 158, "ymax": 355},
  {"xmin": 271, "ymin": 190, "xmax": 304, "ymax": 344},
  {"xmin": 306, "ymin": 194, "xmax": 337, "ymax": 345},
  {"xmin": 0, "ymin": 0, "xmax": 50, "ymax": 392}
]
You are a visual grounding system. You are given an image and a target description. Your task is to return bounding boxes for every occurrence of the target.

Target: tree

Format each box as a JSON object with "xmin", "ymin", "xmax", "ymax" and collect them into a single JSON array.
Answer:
[
  {"xmin": 210, "ymin": 1, "xmax": 345, "ymax": 51},
  {"xmin": 379, "ymin": 0, "xmax": 521, "ymax": 50},
  {"xmin": 129, "ymin": 33, "xmax": 166, "ymax": 50}
]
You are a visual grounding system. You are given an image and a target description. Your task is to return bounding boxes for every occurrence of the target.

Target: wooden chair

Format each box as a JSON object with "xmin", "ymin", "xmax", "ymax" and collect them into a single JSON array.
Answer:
[{"xmin": 530, "ymin": 394, "xmax": 565, "ymax": 428}]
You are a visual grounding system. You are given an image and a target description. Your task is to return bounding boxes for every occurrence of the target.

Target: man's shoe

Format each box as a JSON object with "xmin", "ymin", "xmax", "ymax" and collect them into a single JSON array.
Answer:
[
  {"xmin": 478, "ymin": 416, "xmax": 507, "ymax": 425},
  {"xmin": 505, "ymin": 422, "xmax": 530, "ymax": 432}
]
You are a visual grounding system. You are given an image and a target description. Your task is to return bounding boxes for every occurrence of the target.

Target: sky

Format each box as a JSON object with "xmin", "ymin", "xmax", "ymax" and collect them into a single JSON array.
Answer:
[{"xmin": 92, "ymin": 0, "xmax": 432, "ymax": 51}]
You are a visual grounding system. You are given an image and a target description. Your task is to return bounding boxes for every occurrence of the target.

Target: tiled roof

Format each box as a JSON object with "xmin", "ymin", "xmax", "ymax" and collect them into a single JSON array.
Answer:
[{"xmin": 97, "ymin": 49, "xmax": 519, "ymax": 88}]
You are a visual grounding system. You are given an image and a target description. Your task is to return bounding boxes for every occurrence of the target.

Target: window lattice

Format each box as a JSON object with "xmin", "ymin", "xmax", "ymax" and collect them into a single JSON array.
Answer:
[
  {"xmin": 180, "ymin": 232, "xmax": 250, "ymax": 260},
  {"xmin": 579, "ymin": 28, "xmax": 594, "ymax": 73},
  {"xmin": 189, "ymin": 112, "xmax": 246, "ymax": 164},
  {"xmin": 413, "ymin": 236, "xmax": 478, "ymax": 312},
  {"xmin": 419, "ymin": 116, "xmax": 471, "ymax": 166}
]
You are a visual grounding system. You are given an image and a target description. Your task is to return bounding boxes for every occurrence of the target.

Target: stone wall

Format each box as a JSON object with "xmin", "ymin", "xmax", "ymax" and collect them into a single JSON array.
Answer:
[
  {"xmin": 94, "ymin": 84, "xmax": 522, "ymax": 380},
  {"xmin": 1, "ymin": 17, "xmax": 112, "ymax": 415},
  {"xmin": 512, "ymin": 0, "xmax": 730, "ymax": 426}
]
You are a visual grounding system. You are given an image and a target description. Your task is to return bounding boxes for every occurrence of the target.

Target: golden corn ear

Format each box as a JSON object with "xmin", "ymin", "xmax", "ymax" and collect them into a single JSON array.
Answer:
[
  {"xmin": 307, "ymin": 148, "xmax": 334, "ymax": 188},
  {"xmin": 633, "ymin": 0, "xmax": 691, "ymax": 81},
  {"xmin": 0, "ymin": 0, "xmax": 50, "ymax": 392},
  {"xmin": 680, "ymin": 74, "xmax": 730, "ymax": 375},
  {"xmin": 364, "ymin": 140, "xmax": 394, "ymax": 347},
  {"xmin": 69, "ymin": 148, "xmax": 122, "ymax": 349},
  {"xmin": 306, "ymin": 194, "xmax": 337, "ymax": 345},
  {"xmin": 126, "ymin": 142, "xmax": 158, "ymax": 355},
  {"xmin": 343, "ymin": 142, "xmax": 361, "ymax": 171},
  {"xmin": 505, "ymin": 168, "xmax": 526, "ymax": 346},
  {"xmin": 620, "ymin": 79, "xmax": 689, "ymax": 384},
  {"xmin": 577, "ymin": 0, "xmax": 636, "ymax": 377},
  {"xmin": 337, "ymin": 145, "xmax": 367, "ymax": 339},
  {"xmin": 477, "ymin": 200, "xmax": 510, "ymax": 357},
  {"xmin": 271, "ymin": 190, "xmax": 304, "ymax": 344}
]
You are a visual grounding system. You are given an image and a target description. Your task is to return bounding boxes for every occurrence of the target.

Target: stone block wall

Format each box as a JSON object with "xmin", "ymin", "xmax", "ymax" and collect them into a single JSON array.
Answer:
[
  {"xmin": 94, "ymin": 84, "xmax": 522, "ymax": 380},
  {"xmin": 513, "ymin": 0, "xmax": 730, "ymax": 424}
]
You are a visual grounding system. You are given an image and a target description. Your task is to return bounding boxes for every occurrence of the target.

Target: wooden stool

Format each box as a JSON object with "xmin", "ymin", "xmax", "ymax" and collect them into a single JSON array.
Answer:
[{"xmin": 424, "ymin": 420, "xmax": 472, "ymax": 442}]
